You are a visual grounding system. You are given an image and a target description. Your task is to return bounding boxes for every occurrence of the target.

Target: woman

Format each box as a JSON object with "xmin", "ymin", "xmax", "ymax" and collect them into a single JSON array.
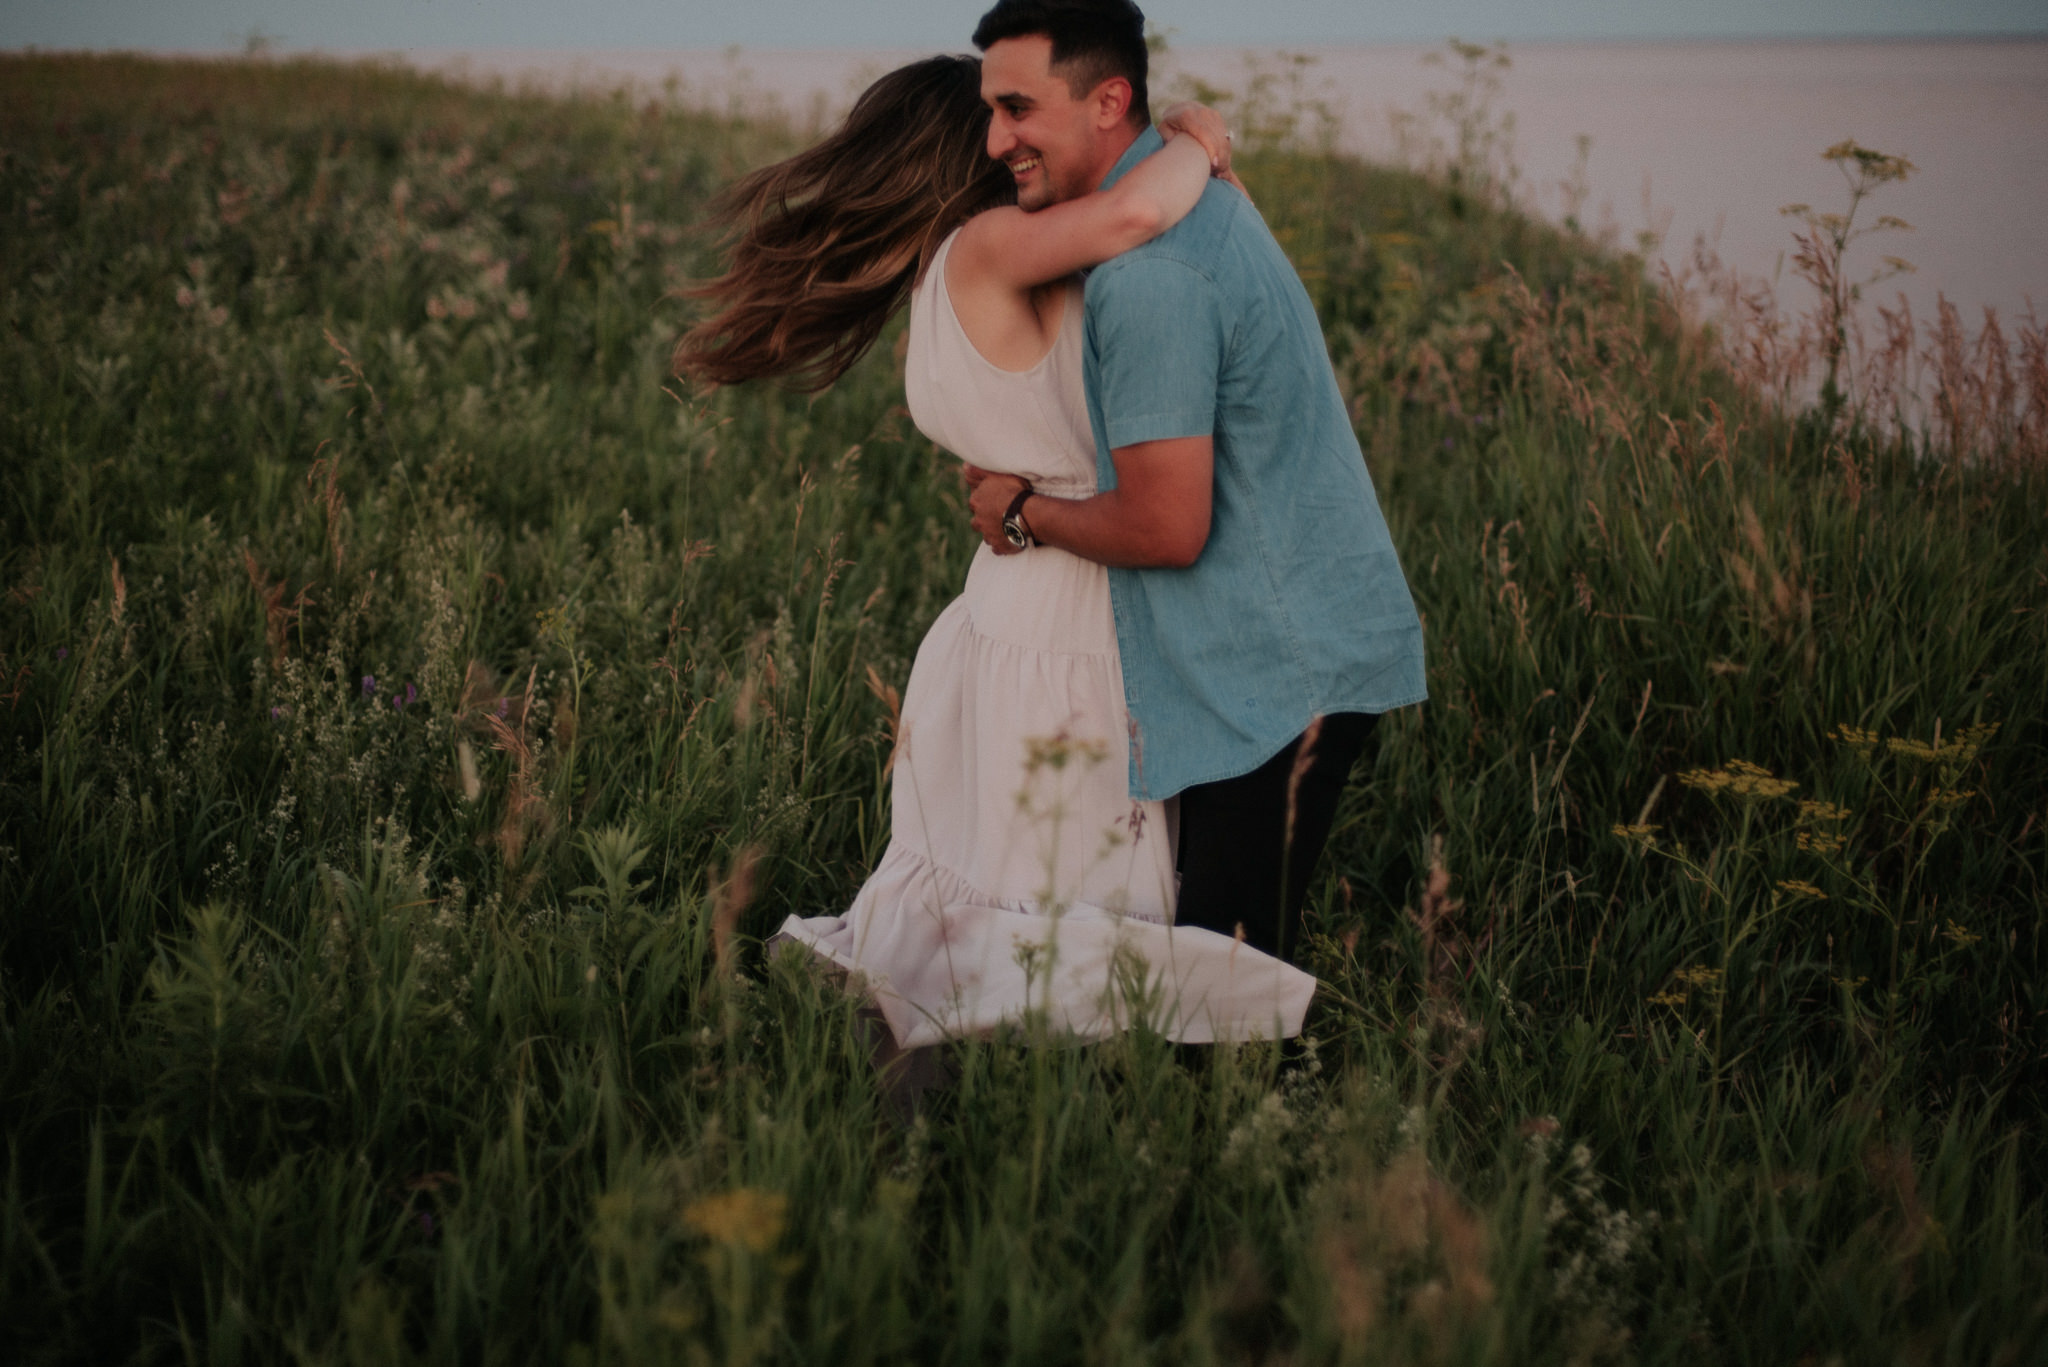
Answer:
[{"xmin": 676, "ymin": 56, "xmax": 1315, "ymax": 1051}]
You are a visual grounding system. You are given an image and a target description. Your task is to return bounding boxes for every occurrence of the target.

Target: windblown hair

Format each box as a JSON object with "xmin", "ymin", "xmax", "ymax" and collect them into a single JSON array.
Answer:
[
  {"xmin": 673, "ymin": 55, "xmax": 1014, "ymax": 391},
  {"xmin": 972, "ymin": 0, "xmax": 1150, "ymax": 126}
]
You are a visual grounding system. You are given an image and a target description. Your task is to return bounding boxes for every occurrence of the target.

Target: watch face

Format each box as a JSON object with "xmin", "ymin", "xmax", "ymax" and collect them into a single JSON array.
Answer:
[{"xmin": 1003, "ymin": 519, "xmax": 1028, "ymax": 549}]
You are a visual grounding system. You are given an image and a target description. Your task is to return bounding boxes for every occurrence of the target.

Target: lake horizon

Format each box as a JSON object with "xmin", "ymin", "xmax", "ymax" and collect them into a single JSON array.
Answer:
[{"xmin": 31, "ymin": 36, "xmax": 2043, "ymax": 334}]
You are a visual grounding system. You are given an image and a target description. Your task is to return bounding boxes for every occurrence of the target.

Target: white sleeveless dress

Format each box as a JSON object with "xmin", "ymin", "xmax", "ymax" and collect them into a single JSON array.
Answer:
[{"xmin": 773, "ymin": 229, "xmax": 1316, "ymax": 1048}]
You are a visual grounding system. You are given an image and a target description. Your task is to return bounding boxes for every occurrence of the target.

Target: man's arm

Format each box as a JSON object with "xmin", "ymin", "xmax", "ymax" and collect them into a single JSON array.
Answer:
[
  {"xmin": 967, "ymin": 252, "xmax": 1223, "ymax": 566},
  {"xmin": 965, "ymin": 437, "xmax": 1212, "ymax": 569}
]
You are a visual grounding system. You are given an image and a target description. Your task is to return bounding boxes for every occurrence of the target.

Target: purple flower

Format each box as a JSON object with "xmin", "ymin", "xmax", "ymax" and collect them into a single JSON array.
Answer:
[
  {"xmin": 270, "ymin": 706, "xmax": 287, "ymax": 720},
  {"xmin": 393, "ymin": 682, "xmax": 418, "ymax": 712},
  {"xmin": 55, "ymin": 648, "xmax": 68, "ymax": 660},
  {"xmin": 361, "ymin": 675, "xmax": 376, "ymax": 697},
  {"xmin": 496, "ymin": 698, "xmax": 509, "ymax": 718}
]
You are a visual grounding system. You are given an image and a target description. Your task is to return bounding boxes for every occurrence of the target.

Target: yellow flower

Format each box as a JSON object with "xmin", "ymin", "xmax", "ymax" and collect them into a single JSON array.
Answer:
[
  {"xmin": 1023, "ymin": 733, "xmax": 1109, "ymax": 773},
  {"xmin": 1651, "ymin": 964, "xmax": 1724, "ymax": 1009},
  {"xmin": 1776, "ymin": 879, "xmax": 1827, "ymax": 900},
  {"xmin": 1678, "ymin": 760, "xmax": 1797, "ymax": 800},
  {"xmin": 1886, "ymin": 723, "xmax": 1999, "ymax": 766},
  {"xmin": 1797, "ymin": 800, "xmax": 1853, "ymax": 825},
  {"xmin": 1610, "ymin": 823, "xmax": 1659, "ymax": 846},
  {"xmin": 1830, "ymin": 724, "xmax": 1879, "ymax": 754},
  {"xmin": 682, "ymin": 1188, "xmax": 787, "ymax": 1254},
  {"xmin": 1796, "ymin": 830, "xmax": 1847, "ymax": 856},
  {"xmin": 1676, "ymin": 767, "xmax": 1731, "ymax": 793},
  {"xmin": 1940, "ymin": 920, "xmax": 1982, "ymax": 948}
]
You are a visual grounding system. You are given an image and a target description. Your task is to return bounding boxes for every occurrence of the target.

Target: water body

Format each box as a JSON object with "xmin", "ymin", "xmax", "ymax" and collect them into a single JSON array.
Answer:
[{"xmin": 401, "ymin": 40, "xmax": 2047, "ymax": 329}]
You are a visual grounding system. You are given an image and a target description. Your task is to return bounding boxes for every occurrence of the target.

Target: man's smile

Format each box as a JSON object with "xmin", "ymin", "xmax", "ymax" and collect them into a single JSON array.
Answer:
[{"xmin": 1006, "ymin": 154, "xmax": 1042, "ymax": 178}]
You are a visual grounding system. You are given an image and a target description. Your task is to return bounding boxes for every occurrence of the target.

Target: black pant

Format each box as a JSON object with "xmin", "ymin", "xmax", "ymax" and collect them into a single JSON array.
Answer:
[{"xmin": 1173, "ymin": 712, "xmax": 1378, "ymax": 964}]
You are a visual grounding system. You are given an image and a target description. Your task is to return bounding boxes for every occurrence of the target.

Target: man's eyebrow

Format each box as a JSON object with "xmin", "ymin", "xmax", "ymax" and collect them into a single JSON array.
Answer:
[{"xmin": 989, "ymin": 90, "xmax": 1035, "ymax": 110}]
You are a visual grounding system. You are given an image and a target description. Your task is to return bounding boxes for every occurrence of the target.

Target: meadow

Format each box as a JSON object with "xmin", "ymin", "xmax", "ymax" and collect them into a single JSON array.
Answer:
[{"xmin": 1, "ymin": 49, "xmax": 2044, "ymax": 1365}]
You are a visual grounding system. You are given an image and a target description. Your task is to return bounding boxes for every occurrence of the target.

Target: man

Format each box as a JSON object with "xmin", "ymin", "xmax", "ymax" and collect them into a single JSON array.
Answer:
[{"xmin": 963, "ymin": 0, "xmax": 1427, "ymax": 965}]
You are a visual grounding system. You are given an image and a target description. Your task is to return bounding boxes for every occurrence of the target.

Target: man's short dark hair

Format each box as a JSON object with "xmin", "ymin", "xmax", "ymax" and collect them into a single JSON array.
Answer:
[{"xmin": 972, "ymin": 0, "xmax": 1150, "ymax": 125}]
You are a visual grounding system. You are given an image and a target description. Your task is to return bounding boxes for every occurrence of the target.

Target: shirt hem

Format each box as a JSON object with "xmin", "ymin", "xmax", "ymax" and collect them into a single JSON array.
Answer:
[{"xmin": 1125, "ymin": 689, "xmax": 1429, "ymax": 803}]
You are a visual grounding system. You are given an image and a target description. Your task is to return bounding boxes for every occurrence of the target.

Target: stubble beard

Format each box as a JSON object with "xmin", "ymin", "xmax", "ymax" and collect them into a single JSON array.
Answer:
[{"xmin": 1011, "ymin": 157, "xmax": 1057, "ymax": 213}]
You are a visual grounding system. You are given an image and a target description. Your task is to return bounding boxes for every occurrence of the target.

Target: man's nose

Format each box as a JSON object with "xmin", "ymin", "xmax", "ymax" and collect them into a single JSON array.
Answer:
[{"xmin": 986, "ymin": 116, "xmax": 1015, "ymax": 160}]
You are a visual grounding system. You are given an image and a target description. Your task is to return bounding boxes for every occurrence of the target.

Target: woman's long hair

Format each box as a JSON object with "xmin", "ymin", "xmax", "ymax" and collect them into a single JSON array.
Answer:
[{"xmin": 673, "ymin": 55, "xmax": 1014, "ymax": 391}]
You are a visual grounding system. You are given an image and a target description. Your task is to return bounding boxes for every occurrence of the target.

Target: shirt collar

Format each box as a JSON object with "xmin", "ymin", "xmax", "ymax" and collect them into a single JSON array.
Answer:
[{"xmin": 1096, "ymin": 125, "xmax": 1163, "ymax": 192}]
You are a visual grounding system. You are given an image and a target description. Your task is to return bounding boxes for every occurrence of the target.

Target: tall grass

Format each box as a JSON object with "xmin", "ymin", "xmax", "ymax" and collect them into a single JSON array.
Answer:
[{"xmin": 2, "ymin": 50, "xmax": 2043, "ymax": 1364}]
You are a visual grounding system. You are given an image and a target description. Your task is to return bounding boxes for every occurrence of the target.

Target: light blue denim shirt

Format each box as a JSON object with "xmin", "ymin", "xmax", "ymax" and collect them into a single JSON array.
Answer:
[{"xmin": 1087, "ymin": 128, "xmax": 1427, "ymax": 801}]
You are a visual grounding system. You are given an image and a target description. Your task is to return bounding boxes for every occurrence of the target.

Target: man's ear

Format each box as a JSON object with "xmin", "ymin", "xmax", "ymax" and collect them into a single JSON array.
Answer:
[{"xmin": 1089, "ymin": 76, "xmax": 1133, "ymax": 130}]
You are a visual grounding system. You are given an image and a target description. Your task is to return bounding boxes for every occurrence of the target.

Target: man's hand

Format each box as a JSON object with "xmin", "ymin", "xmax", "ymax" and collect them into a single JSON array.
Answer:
[
  {"xmin": 959, "ymin": 440, "xmax": 1214, "ymax": 569},
  {"xmin": 964, "ymin": 466, "xmax": 1031, "ymax": 555}
]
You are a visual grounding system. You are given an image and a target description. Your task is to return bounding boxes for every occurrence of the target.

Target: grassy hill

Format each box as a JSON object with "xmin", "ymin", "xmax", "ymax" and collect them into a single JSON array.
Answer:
[{"xmin": 2, "ymin": 52, "xmax": 2044, "ymax": 1365}]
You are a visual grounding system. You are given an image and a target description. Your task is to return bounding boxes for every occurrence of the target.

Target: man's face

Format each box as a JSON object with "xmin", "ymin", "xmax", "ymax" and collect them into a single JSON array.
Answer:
[{"xmin": 980, "ymin": 35, "xmax": 1114, "ymax": 211}]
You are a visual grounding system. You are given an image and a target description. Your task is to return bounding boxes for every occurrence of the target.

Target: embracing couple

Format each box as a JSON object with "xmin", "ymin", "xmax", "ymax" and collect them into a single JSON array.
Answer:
[{"xmin": 677, "ymin": 0, "xmax": 1425, "ymax": 1053}]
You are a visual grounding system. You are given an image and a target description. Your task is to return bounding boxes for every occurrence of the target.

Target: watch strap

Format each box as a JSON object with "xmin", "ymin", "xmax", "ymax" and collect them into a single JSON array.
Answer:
[{"xmin": 1003, "ymin": 486, "xmax": 1035, "ymax": 547}]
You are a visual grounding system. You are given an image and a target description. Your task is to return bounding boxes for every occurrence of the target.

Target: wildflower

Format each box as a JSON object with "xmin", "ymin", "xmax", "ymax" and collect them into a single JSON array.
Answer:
[
  {"xmin": 507, "ymin": 294, "xmax": 531, "ymax": 321},
  {"xmin": 175, "ymin": 285, "xmax": 195, "ymax": 308},
  {"xmin": 1796, "ymin": 830, "xmax": 1846, "ymax": 856},
  {"xmin": 482, "ymin": 260, "xmax": 508, "ymax": 288},
  {"xmin": 1610, "ymin": 822, "xmax": 1659, "ymax": 847},
  {"xmin": 1652, "ymin": 964, "xmax": 1723, "ymax": 1009},
  {"xmin": 1941, "ymin": 920, "xmax": 1982, "ymax": 948},
  {"xmin": 361, "ymin": 674, "xmax": 376, "ymax": 697},
  {"xmin": 1887, "ymin": 737, "xmax": 1941, "ymax": 761},
  {"xmin": 1884, "ymin": 723, "xmax": 1997, "ymax": 766},
  {"xmin": 1830, "ymin": 724, "xmax": 1879, "ymax": 755},
  {"xmin": 1928, "ymin": 788, "xmax": 1975, "ymax": 811},
  {"xmin": 55, "ymin": 647, "xmax": 68, "ymax": 660},
  {"xmin": 1830, "ymin": 974, "xmax": 1868, "ymax": 992},
  {"xmin": 426, "ymin": 297, "xmax": 448, "ymax": 320},
  {"xmin": 682, "ymin": 1188, "xmax": 787, "ymax": 1253},
  {"xmin": 1797, "ymin": 800, "xmax": 1853, "ymax": 825},
  {"xmin": 1677, "ymin": 759, "xmax": 1797, "ymax": 800},
  {"xmin": 1823, "ymin": 139, "xmax": 1915, "ymax": 186},
  {"xmin": 1775, "ymin": 879, "xmax": 1827, "ymax": 900},
  {"xmin": 392, "ymin": 682, "xmax": 418, "ymax": 712},
  {"xmin": 1024, "ymin": 733, "xmax": 1109, "ymax": 773},
  {"xmin": 489, "ymin": 175, "xmax": 514, "ymax": 199},
  {"xmin": 205, "ymin": 306, "xmax": 229, "ymax": 327}
]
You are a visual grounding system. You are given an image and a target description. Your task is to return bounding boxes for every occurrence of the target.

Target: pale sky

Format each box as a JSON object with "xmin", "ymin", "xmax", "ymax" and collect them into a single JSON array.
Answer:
[{"xmin": 5, "ymin": 0, "xmax": 2045, "ymax": 52}]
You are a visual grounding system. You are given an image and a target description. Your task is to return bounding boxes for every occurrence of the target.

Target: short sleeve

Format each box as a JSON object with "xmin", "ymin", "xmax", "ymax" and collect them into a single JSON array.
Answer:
[{"xmin": 1087, "ymin": 257, "xmax": 1225, "ymax": 448}]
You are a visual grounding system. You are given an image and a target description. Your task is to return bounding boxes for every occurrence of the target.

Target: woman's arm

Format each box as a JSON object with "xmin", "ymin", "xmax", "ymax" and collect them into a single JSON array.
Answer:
[{"xmin": 949, "ymin": 104, "xmax": 1231, "ymax": 291}]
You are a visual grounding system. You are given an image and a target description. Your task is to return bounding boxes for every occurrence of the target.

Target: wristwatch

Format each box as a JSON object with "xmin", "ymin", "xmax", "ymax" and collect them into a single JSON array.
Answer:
[{"xmin": 1002, "ymin": 485, "xmax": 1036, "ymax": 549}]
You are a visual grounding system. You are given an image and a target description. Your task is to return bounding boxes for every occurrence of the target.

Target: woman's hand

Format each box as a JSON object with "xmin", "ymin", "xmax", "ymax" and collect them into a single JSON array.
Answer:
[
  {"xmin": 1157, "ymin": 101, "xmax": 1233, "ymax": 177},
  {"xmin": 964, "ymin": 467, "xmax": 1030, "ymax": 556}
]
